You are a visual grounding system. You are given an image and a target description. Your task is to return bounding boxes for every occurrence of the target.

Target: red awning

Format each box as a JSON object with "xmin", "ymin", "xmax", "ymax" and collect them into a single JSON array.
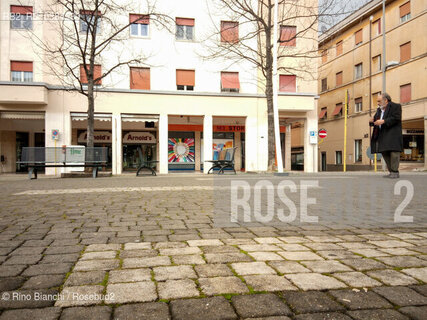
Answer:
[
  {"xmin": 176, "ymin": 18, "xmax": 195, "ymax": 26},
  {"xmin": 130, "ymin": 14, "xmax": 149, "ymax": 24},
  {"xmin": 11, "ymin": 5, "xmax": 33, "ymax": 15},
  {"xmin": 221, "ymin": 72, "xmax": 240, "ymax": 89},
  {"xmin": 318, "ymin": 109, "xmax": 327, "ymax": 119},
  {"xmin": 332, "ymin": 104, "xmax": 342, "ymax": 116}
]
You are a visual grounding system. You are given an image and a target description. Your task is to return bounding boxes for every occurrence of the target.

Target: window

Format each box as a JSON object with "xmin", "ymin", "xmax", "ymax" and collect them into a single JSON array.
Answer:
[
  {"xmin": 355, "ymin": 140, "xmax": 362, "ymax": 162},
  {"xmin": 80, "ymin": 10, "xmax": 101, "ymax": 33},
  {"xmin": 335, "ymin": 151, "xmax": 342, "ymax": 165},
  {"xmin": 355, "ymin": 97, "xmax": 362, "ymax": 113},
  {"xmin": 130, "ymin": 14, "xmax": 149, "ymax": 37},
  {"xmin": 400, "ymin": 42, "xmax": 411, "ymax": 62},
  {"xmin": 10, "ymin": 61, "xmax": 33, "ymax": 82},
  {"xmin": 336, "ymin": 71, "xmax": 343, "ymax": 86},
  {"xmin": 221, "ymin": 21, "xmax": 238, "ymax": 43},
  {"xmin": 80, "ymin": 64, "xmax": 102, "ymax": 85},
  {"xmin": 372, "ymin": 55, "xmax": 381, "ymax": 72},
  {"xmin": 279, "ymin": 75, "xmax": 296, "ymax": 92},
  {"xmin": 332, "ymin": 103, "xmax": 343, "ymax": 117},
  {"xmin": 280, "ymin": 25, "xmax": 296, "ymax": 46},
  {"xmin": 176, "ymin": 18, "xmax": 194, "ymax": 40},
  {"xmin": 336, "ymin": 41, "xmax": 343, "ymax": 56},
  {"xmin": 220, "ymin": 72, "xmax": 240, "ymax": 92},
  {"xmin": 319, "ymin": 107, "xmax": 327, "ymax": 120},
  {"xmin": 176, "ymin": 69, "xmax": 195, "ymax": 90},
  {"xmin": 400, "ymin": 1, "xmax": 411, "ymax": 23},
  {"xmin": 373, "ymin": 18, "xmax": 381, "ymax": 36},
  {"xmin": 321, "ymin": 50, "xmax": 327, "ymax": 63},
  {"xmin": 321, "ymin": 78, "xmax": 327, "ymax": 92},
  {"xmin": 354, "ymin": 63, "xmax": 363, "ymax": 79},
  {"xmin": 10, "ymin": 5, "xmax": 33, "ymax": 29},
  {"xmin": 130, "ymin": 67, "xmax": 150, "ymax": 90},
  {"xmin": 400, "ymin": 83, "xmax": 411, "ymax": 103},
  {"xmin": 355, "ymin": 29, "xmax": 363, "ymax": 45}
]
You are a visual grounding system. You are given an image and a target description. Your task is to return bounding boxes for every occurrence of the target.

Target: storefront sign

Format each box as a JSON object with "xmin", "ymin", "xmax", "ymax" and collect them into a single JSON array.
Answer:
[
  {"xmin": 123, "ymin": 132, "xmax": 156, "ymax": 144},
  {"xmin": 78, "ymin": 131, "xmax": 112, "ymax": 143},
  {"xmin": 214, "ymin": 125, "xmax": 245, "ymax": 132},
  {"xmin": 403, "ymin": 129, "xmax": 424, "ymax": 135}
]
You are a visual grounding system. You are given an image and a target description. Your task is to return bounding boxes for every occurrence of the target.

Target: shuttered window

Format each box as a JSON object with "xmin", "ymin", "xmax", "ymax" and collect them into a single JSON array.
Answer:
[
  {"xmin": 336, "ymin": 72, "xmax": 343, "ymax": 86},
  {"xmin": 80, "ymin": 64, "xmax": 102, "ymax": 85},
  {"xmin": 130, "ymin": 67, "xmax": 150, "ymax": 90},
  {"xmin": 372, "ymin": 55, "xmax": 381, "ymax": 72},
  {"xmin": 176, "ymin": 69, "xmax": 195, "ymax": 90},
  {"xmin": 176, "ymin": 18, "xmax": 195, "ymax": 40},
  {"xmin": 400, "ymin": 83, "xmax": 411, "ymax": 103},
  {"xmin": 355, "ymin": 97, "xmax": 362, "ymax": 113},
  {"xmin": 280, "ymin": 26, "xmax": 296, "ymax": 46},
  {"xmin": 221, "ymin": 21, "xmax": 239, "ymax": 43},
  {"xmin": 279, "ymin": 75, "xmax": 296, "ymax": 92},
  {"xmin": 354, "ymin": 63, "xmax": 363, "ymax": 79},
  {"xmin": 221, "ymin": 72, "xmax": 240, "ymax": 92},
  {"xmin": 10, "ymin": 5, "xmax": 33, "ymax": 29},
  {"xmin": 10, "ymin": 61, "xmax": 33, "ymax": 82},
  {"xmin": 400, "ymin": 2, "xmax": 411, "ymax": 22},
  {"xmin": 130, "ymin": 14, "xmax": 149, "ymax": 37},
  {"xmin": 355, "ymin": 29, "xmax": 363, "ymax": 45},
  {"xmin": 80, "ymin": 10, "xmax": 101, "ymax": 33},
  {"xmin": 321, "ymin": 50, "xmax": 327, "ymax": 64},
  {"xmin": 332, "ymin": 103, "xmax": 343, "ymax": 116},
  {"xmin": 321, "ymin": 78, "xmax": 327, "ymax": 92},
  {"xmin": 400, "ymin": 42, "xmax": 411, "ymax": 62},
  {"xmin": 319, "ymin": 107, "xmax": 327, "ymax": 120},
  {"xmin": 336, "ymin": 41, "xmax": 343, "ymax": 56}
]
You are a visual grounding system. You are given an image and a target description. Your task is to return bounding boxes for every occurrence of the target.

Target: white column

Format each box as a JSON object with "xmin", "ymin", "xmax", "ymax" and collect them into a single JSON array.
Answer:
[
  {"xmin": 285, "ymin": 124, "xmax": 291, "ymax": 171},
  {"xmin": 203, "ymin": 115, "xmax": 213, "ymax": 174},
  {"xmin": 303, "ymin": 106, "xmax": 318, "ymax": 173},
  {"xmin": 159, "ymin": 114, "xmax": 168, "ymax": 174},
  {"xmin": 112, "ymin": 113, "xmax": 122, "ymax": 175},
  {"xmin": 245, "ymin": 116, "xmax": 259, "ymax": 172}
]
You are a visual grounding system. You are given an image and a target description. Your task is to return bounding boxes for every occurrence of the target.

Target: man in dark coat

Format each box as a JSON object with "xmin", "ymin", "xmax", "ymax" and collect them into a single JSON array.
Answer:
[{"xmin": 369, "ymin": 93, "xmax": 403, "ymax": 178}]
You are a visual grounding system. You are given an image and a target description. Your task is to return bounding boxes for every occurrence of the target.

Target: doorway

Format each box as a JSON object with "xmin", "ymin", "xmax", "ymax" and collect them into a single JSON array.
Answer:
[
  {"xmin": 321, "ymin": 152, "xmax": 327, "ymax": 171},
  {"xmin": 16, "ymin": 132, "xmax": 29, "ymax": 172}
]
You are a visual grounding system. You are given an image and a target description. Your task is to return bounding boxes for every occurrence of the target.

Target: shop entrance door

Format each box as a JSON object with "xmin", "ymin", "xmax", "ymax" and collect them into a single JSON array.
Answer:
[
  {"xmin": 321, "ymin": 152, "xmax": 327, "ymax": 171},
  {"xmin": 123, "ymin": 144, "xmax": 156, "ymax": 170},
  {"xmin": 16, "ymin": 132, "xmax": 29, "ymax": 172}
]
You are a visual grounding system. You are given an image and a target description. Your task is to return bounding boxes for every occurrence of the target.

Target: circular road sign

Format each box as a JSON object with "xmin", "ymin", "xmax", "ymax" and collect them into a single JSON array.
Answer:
[{"xmin": 318, "ymin": 129, "xmax": 327, "ymax": 139}]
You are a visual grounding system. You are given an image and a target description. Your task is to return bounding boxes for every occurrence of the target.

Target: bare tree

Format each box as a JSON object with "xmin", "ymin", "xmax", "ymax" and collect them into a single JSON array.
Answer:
[
  {"xmin": 26, "ymin": 0, "xmax": 172, "ymax": 148},
  {"xmin": 202, "ymin": 0, "xmax": 351, "ymax": 171}
]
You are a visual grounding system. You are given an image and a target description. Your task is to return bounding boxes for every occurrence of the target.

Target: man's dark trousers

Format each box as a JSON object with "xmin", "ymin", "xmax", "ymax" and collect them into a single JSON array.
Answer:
[{"xmin": 382, "ymin": 151, "xmax": 400, "ymax": 173}]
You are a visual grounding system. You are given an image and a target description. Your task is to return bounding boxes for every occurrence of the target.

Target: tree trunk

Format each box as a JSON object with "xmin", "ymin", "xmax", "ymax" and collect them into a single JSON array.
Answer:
[{"xmin": 87, "ymin": 81, "xmax": 95, "ymax": 149}]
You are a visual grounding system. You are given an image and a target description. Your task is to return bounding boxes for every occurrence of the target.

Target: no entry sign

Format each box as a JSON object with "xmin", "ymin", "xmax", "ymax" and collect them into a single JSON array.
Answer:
[{"xmin": 318, "ymin": 129, "xmax": 327, "ymax": 139}]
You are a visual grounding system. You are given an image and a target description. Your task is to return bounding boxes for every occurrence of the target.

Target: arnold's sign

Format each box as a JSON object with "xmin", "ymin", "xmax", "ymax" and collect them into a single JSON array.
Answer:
[
  {"xmin": 78, "ymin": 131, "xmax": 112, "ymax": 143},
  {"xmin": 123, "ymin": 132, "xmax": 156, "ymax": 144}
]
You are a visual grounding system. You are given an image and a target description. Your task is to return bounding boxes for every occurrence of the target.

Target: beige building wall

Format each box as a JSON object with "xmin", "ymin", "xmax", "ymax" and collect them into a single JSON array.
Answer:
[{"xmin": 318, "ymin": 0, "xmax": 427, "ymax": 170}]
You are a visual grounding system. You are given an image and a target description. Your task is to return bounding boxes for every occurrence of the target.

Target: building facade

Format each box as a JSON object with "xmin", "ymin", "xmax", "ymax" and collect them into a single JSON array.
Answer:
[
  {"xmin": 318, "ymin": 0, "xmax": 426, "ymax": 171},
  {"xmin": 0, "ymin": 0, "xmax": 319, "ymax": 175}
]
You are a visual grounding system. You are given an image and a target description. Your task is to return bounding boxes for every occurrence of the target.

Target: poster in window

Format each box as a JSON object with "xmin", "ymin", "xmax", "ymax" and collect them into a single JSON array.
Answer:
[{"xmin": 168, "ymin": 138, "xmax": 195, "ymax": 162}]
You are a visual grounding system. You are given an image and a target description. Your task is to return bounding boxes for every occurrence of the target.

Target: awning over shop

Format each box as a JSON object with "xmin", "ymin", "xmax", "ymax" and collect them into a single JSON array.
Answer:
[
  {"xmin": 0, "ymin": 111, "xmax": 45, "ymax": 120},
  {"xmin": 71, "ymin": 112, "xmax": 112, "ymax": 121},
  {"xmin": 121, "ymin": 114, "xmax": 159, "ymax": 123}
]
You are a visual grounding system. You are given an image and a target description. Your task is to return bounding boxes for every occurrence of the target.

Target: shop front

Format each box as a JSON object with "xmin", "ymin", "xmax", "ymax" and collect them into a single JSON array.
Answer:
[
  {"xmin": 122, "ymin": 131, "xmax": 157, "ymax": 170},
  {"xmin": 401, "ymin": 129, "xmax": 424, "ymax": 162},
  {"xmin": 77, "ymin": 130, "xmax": 113, "ymax": 169}
]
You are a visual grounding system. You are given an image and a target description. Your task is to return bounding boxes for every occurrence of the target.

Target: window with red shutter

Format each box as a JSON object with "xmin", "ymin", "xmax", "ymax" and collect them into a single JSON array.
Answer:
[
  {"xmin": 221, "ymin": 21, "xmax": 239, "ymax": 43},
  {"xmin": 400, "ymin": 83, "xmax": 411, "ymax": 103},
  {"xmin": 10, "ymin": 5, "xmax": 33, "ymax": 29},
  {"xmin": 11, "ymin": 61, "xmax": 33, "ymax": 82},
  {"xmin": 400, "ymin": 42, "xmax": 411, "ymax": 62},
  {"xmin": 336, "ymin": 41, "xmax": 343, "ymax": 56},
  {"xmin": 400, "ymin": 2, "xmax": 411, "ymax": 22},
  {"xmin": 355, "ymin": 29, "xmax": 363, "ymax": 45},
  {"xmin": 176, "ymin": 18, "xmax": 195, "ymax": 40},
  {"xmin": 130, "ymin": 14, "xmax": 149, "ymax": 37},
  {"xmin": 130, "ymin": 67, "xmax": 150, "ymax": 90},
  {"xmin": 80, "ymin": 64, "xmax": 102, "ymax": 85},
  {"xmin": 176, "ymin": 70, "xmax": 195, "ymax": 90},
  {"xmin": 221, "ymin": 72, "xmax": 240, "ymax": 92},
  {"xmin": 280, "ymin": 26, "xmax": 296, "ymax": 46},
  {"xmin": 279, "ymin": 75, "xmax": 296, "ymax": 92},
  {"xmin": 336, "ymin": 72, "xmax": 343, "ymax": 86}
]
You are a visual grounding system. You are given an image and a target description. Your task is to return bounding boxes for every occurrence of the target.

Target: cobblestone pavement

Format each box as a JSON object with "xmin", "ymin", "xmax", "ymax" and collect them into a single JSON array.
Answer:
[{"xmin": 0, "ymin": 173, "xmax": 427, "ymax": 319}]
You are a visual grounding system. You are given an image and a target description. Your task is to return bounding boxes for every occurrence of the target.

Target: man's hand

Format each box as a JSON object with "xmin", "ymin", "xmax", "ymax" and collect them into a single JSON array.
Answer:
[
  {"xmin": 369, "ymin": 117, "xmax": 374, "ymax": 123},
  {"xmin": 374, "ymin": 119, "xmax": 385, "ymax": 126}
]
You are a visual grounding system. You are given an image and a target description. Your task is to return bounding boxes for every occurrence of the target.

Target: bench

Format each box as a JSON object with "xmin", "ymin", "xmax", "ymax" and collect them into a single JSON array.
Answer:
[
  {"xmin": 206, "ymin": 147, "xmax": 238, "ymax": 174},
  {"xmin": 136, "ymin": 145, "xmax": 158, "ymax": 176},
  {"xmin": 16, "ymin": 147, "xmax": 108, "ymax": 179}
]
